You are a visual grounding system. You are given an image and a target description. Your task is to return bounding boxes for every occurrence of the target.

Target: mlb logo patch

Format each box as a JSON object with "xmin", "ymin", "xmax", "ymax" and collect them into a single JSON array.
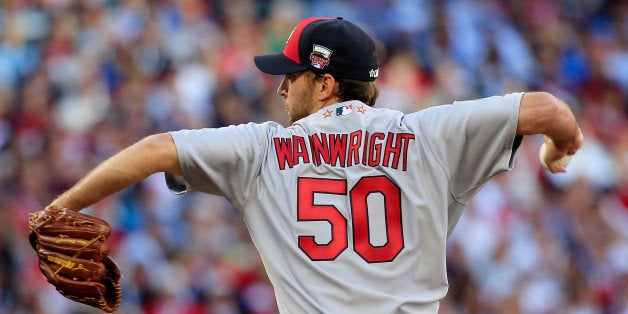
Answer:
[{"xmin": 336, "ymin": 104, "xmax": 354, "ymax": 116}]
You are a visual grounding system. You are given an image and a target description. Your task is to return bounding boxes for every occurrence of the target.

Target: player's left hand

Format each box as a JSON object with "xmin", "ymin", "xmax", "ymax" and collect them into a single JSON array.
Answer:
[{"xmin": 28, "ymin": 205, "xmax": 121, "ymax": 313}]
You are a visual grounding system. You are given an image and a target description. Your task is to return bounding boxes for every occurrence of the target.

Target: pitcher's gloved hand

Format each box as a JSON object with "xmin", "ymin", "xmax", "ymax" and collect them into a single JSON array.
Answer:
[{"xmin": 29, "ymin": 205, "xmax": 121, "ymax": 313}]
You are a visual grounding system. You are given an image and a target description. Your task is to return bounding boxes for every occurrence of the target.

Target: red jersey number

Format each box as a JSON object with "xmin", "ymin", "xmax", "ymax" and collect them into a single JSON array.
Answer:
[
  {"xmin": 297, "ymin": 178, "xmax": 348, "ymax": 261},
  {"xmin": 297, "ymin": 176, "xmax": 404, "ymax": 263}
]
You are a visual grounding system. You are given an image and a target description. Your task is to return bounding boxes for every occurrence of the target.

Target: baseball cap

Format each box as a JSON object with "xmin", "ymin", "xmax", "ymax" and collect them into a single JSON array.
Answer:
[{"xmin": 254, "ymin": 17, "xmax": 379, "ymax": 82}]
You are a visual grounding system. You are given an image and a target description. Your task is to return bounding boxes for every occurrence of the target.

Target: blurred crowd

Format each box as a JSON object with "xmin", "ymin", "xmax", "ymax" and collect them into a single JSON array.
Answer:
[{"xmin": 0, "ymin": 0, "xmax": 626, "ymax": 313}]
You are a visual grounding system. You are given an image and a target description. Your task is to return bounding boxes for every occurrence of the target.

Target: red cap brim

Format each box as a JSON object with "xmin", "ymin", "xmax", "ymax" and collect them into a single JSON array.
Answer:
[{"xmin": 254, "ymin": 53, "xmax": 307, "ymax": 75}]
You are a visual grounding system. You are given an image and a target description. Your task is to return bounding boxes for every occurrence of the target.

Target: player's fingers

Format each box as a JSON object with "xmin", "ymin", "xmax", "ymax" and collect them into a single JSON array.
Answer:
[
  {"xmin": 546, "ymin": 160, "xmax": 567, "ymax": 173},
  {"xmin": 571, "ymin": 128, "xmax": 584, "ymax": 153}
]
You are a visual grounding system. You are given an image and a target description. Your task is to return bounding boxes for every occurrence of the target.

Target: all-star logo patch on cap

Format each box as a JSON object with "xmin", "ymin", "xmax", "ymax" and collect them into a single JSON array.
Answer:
[{"xmin": 254, "ymin": 17, "xmax": 379, "ymax": 82}]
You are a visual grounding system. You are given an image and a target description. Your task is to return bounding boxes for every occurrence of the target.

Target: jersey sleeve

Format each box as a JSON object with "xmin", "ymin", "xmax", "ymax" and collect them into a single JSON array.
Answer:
[
  {"xmin": 412, "ymin": 92, "xmax": 523, "ymax": 204},
  {"xmin": 165, "ymin": 122, "xmax": 271, "ymax": 210}
]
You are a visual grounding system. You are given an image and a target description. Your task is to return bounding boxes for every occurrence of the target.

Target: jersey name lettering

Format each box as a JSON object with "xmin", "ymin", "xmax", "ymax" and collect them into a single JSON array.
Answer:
[{"xmin": 273, "ymin": 131, "xmax": 415, "ymax": 170}]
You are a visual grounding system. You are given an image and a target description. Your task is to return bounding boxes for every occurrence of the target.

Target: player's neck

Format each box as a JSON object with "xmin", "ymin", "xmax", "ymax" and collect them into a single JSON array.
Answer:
[{"xmin": 310, "ymin": 96, "xmax": 342, "ymax": 114}]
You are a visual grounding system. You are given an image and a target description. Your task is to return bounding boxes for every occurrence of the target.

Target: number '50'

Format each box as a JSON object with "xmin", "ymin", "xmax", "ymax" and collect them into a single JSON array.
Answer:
[{"xmin": 297, "ymin": 176, "xmax": 404, "ymax": 263}]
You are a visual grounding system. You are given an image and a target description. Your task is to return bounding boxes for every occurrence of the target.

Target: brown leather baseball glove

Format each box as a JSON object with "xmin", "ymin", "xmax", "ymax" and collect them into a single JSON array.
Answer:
[{"xmin": 28, "ymin": 205, "xmax": 121, "ymax": 312}]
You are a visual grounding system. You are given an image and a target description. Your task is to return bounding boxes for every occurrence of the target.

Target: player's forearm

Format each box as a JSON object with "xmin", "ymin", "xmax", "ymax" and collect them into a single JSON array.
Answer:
[
  {"xmin": 539, "ymin": 96, "xmax": 581, "ymax": 152},
  {"xmin": 516, "ymin": 92, "xmax": 581, "ymax": 152},
  {"xmin": 51, "ymin": 133, "xmax": 181, "ymax": 211}
]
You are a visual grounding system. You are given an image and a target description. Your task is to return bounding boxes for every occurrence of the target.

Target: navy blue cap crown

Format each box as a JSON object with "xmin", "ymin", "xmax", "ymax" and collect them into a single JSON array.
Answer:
[{"xmin": 254, "ymin": 17, "xmax": 379, "ymax": 82}]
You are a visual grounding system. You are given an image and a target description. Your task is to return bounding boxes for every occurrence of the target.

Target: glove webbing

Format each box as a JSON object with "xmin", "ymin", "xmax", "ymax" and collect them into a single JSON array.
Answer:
[{"xmin": 53, "ymin": 234, "xmax": 106, "ymax": 276}]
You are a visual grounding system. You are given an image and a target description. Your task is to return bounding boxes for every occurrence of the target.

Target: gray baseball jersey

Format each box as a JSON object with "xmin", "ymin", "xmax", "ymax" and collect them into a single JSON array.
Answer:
[{"xmin": 166, "ymin": 92, "xmax": 523, "ymax": 313}]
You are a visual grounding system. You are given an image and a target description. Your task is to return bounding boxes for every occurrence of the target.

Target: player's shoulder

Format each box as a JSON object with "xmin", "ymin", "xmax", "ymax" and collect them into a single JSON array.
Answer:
[
  {"xmin": 368, "ymin": 105, "xmax": 428, "ymax": 130},
  {"xmin": 228, "ymin": 120, "xmax": 285, "ymax": 133},
  {"xmin": 244, "ymin": 120, "xmax": 302, "ymax": 141},
  {"xmin": 199, "ymin": 121, "xmax": 289, "ymax": 142},
  {"xmin": 300, "ymin": 101, "xmax": 406, "ymax": 126}
]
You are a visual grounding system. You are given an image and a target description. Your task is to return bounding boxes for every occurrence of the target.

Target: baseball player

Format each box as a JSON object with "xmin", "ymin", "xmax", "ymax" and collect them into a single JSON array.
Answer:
[{"xmin": 45, "ymin": 17, "xmax": 583, "ymax": 313}]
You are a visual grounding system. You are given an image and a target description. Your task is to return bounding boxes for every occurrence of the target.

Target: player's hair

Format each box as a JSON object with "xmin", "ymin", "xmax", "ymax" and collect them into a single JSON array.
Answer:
[
  {"xmin": 309, "ymin": 72, "xmax": 379, "ymax": 106},
  {"xmin": 336, "ymin": 77, "xmax": 379, "ymax": 107}
]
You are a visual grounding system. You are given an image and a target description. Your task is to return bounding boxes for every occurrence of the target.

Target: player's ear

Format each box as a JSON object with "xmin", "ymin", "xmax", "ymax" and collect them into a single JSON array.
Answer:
[{"xmin": 316, "ymin": 73, "xmax": 339, "ymax": 102}]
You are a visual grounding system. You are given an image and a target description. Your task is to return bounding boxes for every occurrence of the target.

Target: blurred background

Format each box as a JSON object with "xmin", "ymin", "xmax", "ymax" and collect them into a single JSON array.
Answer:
[{"xmin": 0, "ymin": 0, "xmax": 626, "ymax": 313}]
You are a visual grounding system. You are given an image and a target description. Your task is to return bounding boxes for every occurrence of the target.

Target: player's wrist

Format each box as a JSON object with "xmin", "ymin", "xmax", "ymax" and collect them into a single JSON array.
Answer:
[{"xmin": 545, "ymin": 126, "xmax": 582, "ymax": 155}]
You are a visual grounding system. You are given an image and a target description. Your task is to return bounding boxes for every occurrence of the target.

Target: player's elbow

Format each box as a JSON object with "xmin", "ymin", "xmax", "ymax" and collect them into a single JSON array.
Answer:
[
  {"xmin": 516, "ymin": 92, "xmax": 562, "ymax": 135},
  {"xmin": 139, "ymin": 133, "xmax": 182, "ymax": 176}
]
